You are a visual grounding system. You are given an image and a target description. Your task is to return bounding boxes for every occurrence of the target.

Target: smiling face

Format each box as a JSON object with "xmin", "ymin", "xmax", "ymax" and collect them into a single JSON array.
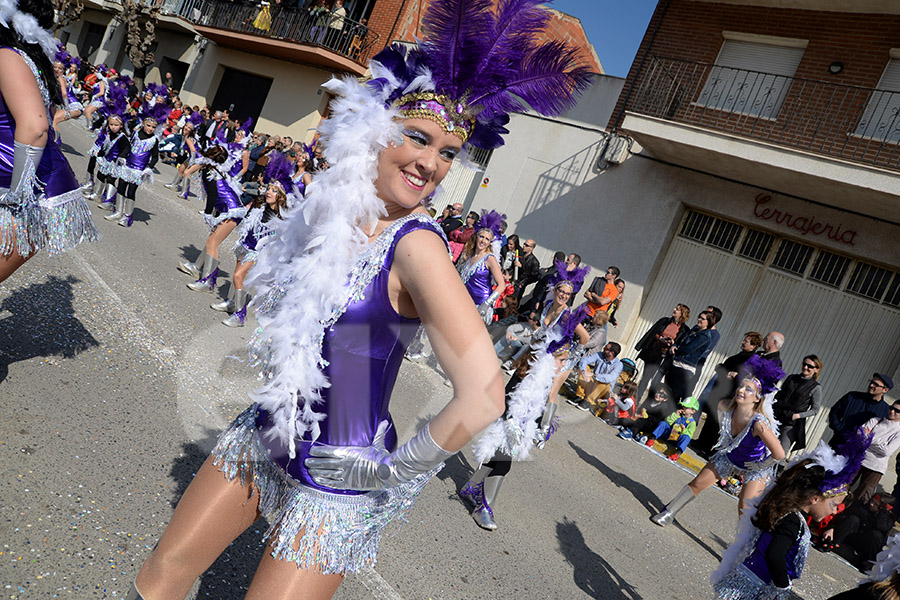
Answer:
[
  {"xmin": 142, "ymin": 120, "xmax": 156, "ymax": 135},
  {"xmin": 553, "ymin": 283, "xmax": 573, "ymax": 306},
  {"xmin": 734, "ymin": 378, "xmax": 761, "ymax": 405},
  {"xmin": 475, "ymin": 230, "xmax": 493, "ymax": 253},
  {"xmin": 265, "ymin": 184, "xmax": 283, "ymax": 208},
  {"xmin": 373, "ymin": 118, "xmax": 461, "ymax": 210}
]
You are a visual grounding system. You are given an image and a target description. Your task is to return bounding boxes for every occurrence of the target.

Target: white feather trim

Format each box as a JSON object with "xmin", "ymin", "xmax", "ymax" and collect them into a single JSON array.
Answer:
[
  {"xmin": 244, "ymin": 74, "xmax": 401, "ymax": 458},
  {"xmin": 0, "ymin": 0, "xmax": 58, "ymax": 60},
  {"xmin": 863, "ymin": 532, "xmax": 900, "ymax": 583}
]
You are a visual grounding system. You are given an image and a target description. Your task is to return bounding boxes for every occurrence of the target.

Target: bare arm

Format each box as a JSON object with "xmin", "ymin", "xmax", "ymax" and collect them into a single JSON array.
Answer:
[
  {"xmin": 391, "ymin": 229, "xmax": 505, "ymax": 451},
  {"xmin": 0, "ymin": 49, "xmax": 49, "ymax": 147},
  {"xmin": 754, "ymin": 419, "xmax": 786, "ymax": 462},
  {"xmin": 486, "ymin": 254, "xmax": 504, "ymax": 290}
]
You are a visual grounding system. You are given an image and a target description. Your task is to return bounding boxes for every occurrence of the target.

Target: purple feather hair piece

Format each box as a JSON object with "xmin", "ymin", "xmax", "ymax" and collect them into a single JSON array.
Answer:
[
  {"xmin": 188, "ymin": 110, "xmax": 205, "ymax": 129},
  {"xmin": 239, "ymin": 117, "xmax": 254, "ymax": 134},
  {"xmin": 820, "ymin": 427, "xmax": 874, "ymax": 497},
  {"xmin": 738, "ymin": 354, "xmax": 786, "ymax": 396},
  {"xmin": 548, "ymin": 259, "xmax": 590, "ymax": 292},
  {"xmin": 265, "ymin": 152, "xmax": 295, "ymax": 193},
  {"xmin": 101, "ymin": 79, "xmax": 129, "ymax": 120},
  {"xmin": 477, "ymin": 209, "xmax": 506, "ymax": 240},
  {"xmin": 150, "ymin": 101, "xmax": 172, "ymax": 124},
  {"xmin": 547, "ymin": 304, "xmax": 589, "ymax": 355},
  {"xmin": 370, "ymin": 0, "xmax": 593, "ymax": 150}
]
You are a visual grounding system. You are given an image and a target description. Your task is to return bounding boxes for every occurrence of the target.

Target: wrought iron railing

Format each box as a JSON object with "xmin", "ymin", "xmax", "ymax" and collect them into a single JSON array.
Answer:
[
  {"xmin": 626, "ymin": 55, "xmax": 900, "ymax": 171},
  {"xmin": 163, "ymin": 0, "xmax": 379, "ymax": 65}
]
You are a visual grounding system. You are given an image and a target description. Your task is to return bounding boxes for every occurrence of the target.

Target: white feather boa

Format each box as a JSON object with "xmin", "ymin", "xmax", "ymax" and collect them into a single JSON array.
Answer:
[
  {"xmin": 473, "ymin": 334, "xmax": 562, "ymax": 464},
  {"xmin": 244, "ymin": 71, "xmax": 403, "ymax": 459},
  {"xmin": 0, "ymin": 0, "xmax": 58, "ymax": 60}
]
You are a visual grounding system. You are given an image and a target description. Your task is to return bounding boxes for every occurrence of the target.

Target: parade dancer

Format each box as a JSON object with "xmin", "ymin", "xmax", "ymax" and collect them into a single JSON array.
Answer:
[
  {"xmin": 82, "ymin": 63, "xmax": 107, "ymax": 129},
  {"xmin": 651, "ymin": 355, "xmax": 787, "ymax": 526},
  {"xmin": 713, "ymin": 429, "xmax": 871, "ymax": 599},
  {"xmin": 457, "ymin": 209, "xmax": 506, "ymax": 324},
  {"xmin": 0, "ymin": 0, "xmax": 99, "ymax": 282},
  {"xmin": 164, "ymin": 111, "xmax": 203, "ymax": 192},
  {"xmin": 126, "ymin": 0, "xmax": 589, "ymax": 597},
  {"xmin": 107, "ymin": 116, "xmax": 158, "ymax": 227},
  {"xmin": 51, "ymin": 58, "xmax": 82, "ymax": 132},
  {"xmin": 464, "ymin": 305, "xmax": 590, "ymax": 530},
  {"xmin": 90, "ymin": 113, "xmax": 129, "ymax": 210},
  {"xmin": 213, "ymin": 152, "xmax": 292, "ymax": 327}
]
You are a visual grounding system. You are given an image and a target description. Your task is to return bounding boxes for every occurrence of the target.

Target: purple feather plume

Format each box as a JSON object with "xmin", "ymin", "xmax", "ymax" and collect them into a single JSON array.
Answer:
[
  {"xmin": 150, "ymin": 101, "xmax": 172, "ymax": 123},
  {"xmin": 240, "ymin": 117, "xmax": 254, "ymax": 134},
  {"xmin": 739, "ymin": 354, "xmax": 786, "ymax": 396},
  {"xmin": 477, "ymin": 209, "xmax": 506, "ymax": 240},
  {"xmin": 101, "ymin": 79, "xmax": 130, "ymax": 120},
  {"xmin": 547, "ymin": 304, "xmax": 589, "ymax": 355},
  {"xmin": 821, "ymin": 426, "xmax": 874, "ymax": 497},
  {"xmin": 265, "ymin": 152, "xmax": 295, "ymax": 192},
  {"xmin": 188, "ymin": 110, "xmax": 205, "ymax": 129},
  {"xmin": 548, "ymin": 259, "xmax": 590, "ymax": 292}
]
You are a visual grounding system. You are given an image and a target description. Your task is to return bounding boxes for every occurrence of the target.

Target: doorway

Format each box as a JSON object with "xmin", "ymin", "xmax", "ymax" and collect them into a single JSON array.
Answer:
[{"xmin": 210, "ymin": 67, "xmax": 273, "ymax": 125}]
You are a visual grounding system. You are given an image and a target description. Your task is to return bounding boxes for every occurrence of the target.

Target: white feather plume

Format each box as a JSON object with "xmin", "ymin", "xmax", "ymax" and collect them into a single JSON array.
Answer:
[
  {"xmin": 244, "ymin": 73, "xmax": 401, "ymax": 458},
  {"xmin": 0, "ymin": 0, "xmax": 59, "ymax": 60}
]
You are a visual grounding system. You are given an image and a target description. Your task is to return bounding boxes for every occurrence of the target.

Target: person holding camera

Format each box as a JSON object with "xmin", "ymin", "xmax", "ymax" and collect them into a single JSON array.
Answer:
[{"xmin": 634, "ymin": 303, "xmax": 691, "ymax": 403}]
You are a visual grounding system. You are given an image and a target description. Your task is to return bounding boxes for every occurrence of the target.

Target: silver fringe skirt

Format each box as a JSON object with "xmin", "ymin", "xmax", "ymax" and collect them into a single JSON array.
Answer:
[
  {"xmin": 211, "ymin": 406, "xmax": 438, "ymax": 575},
  {"xmin": 709, "ymin": 451, "xmax": 774, "ymax": 485},
  {"xmin": 713, "ymin": 563, "xmax": 791, "ymax": 599},
  {"xmin": 1, "ymin": 188, "xmax": 99, "ymax": 258}
]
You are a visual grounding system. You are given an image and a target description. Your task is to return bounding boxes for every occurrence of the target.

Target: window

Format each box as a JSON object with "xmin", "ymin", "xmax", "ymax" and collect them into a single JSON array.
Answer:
[
  {"xmin": 680, "ymin": 211, "xmax": 714, "ymax": 242},
  {"xmin": 697, "ymin": 38, "xmax": 806, "ymax": 119},
  {"xmin": 885, "ymin": 274, "xmax": 900, "ymax": 308},
  {"xmin": 771, "ymin": 239, "xmax": 813, "ymax": 275},
  {"xmin": 855, "ymin": 58, "xmax": 900, "ymax": 143},
  {"xmin": 738, "ymin": 228, "xmax": 774, "ymax": 263},
  {"xmin": 847, "ymin": 262, "xmax": 893, "ymax": 301},
  {"xmin": 706, "ymin": 218, "xmax": 741, "ymax": 251},
  {"xmin": 808, "ymin": 250, "xmax": 850, "ymax": 288}
]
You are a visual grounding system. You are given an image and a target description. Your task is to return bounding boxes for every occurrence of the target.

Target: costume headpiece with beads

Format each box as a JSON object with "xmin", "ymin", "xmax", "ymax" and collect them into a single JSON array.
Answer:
[
  {"xmin": 548, "ymin": 258, "xmax": 590, "ymax": 292},
  {"xmin": 809, "ymin": 427, "xmax": 873, "ymax": 498}
]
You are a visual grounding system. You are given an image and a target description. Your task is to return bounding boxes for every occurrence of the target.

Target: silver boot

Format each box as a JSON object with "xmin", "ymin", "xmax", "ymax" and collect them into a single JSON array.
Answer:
[
  {"xmin": 211, "ymin": 285, "xmax": 235, "ymax": 312},
  {"xmin": 81, "ymin": 175, "xmax": 97, "ymax": 199},
  {"xmin": 118, "ymin": 197, "xmax": 135, "ymax": 227},
  {"xmin": 98, "ymin": 182, "xmax": 117, "ymax": 210},
  {"xmin": 472, "ymin": 474, "xmax": 504, "ymax": 531},
  {"xmin": 650, "ymin": 484, "xmax": 696, "ymax": 527},
  {"xmin": 164, "ymin": 173, "xmax": 183, "ymax": 190},
  {"xmin": 187, "ymin": 256, "xmax": 219, "ymax": 292},
  {"xmin": 222, "ymin": 289, "xmax": 249, "ymax": 327},
  {"xmin": 460, "ymin": 466, "xmax": 491, "ymax": 508},
  {"xmin": 104, "ymin": 192, "xmax": 124, "ymax": 221},
  {"xmin": 178, "ymin": 248, "xmax": 207, "ymax": 279}
]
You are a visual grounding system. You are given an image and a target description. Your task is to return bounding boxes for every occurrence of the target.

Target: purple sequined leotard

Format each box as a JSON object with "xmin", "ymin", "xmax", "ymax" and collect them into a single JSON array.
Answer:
[
  {"xmin": 0, "ymin": 47, "xmax": 98, "ymax": 257},
  {"xmin": 200, "ymin": 166, "xmax": 246, "ymax": 231},
  {"xmin": 459, "ymin": 253, "xmax": 492, "ymax": 304},
  {"xmin": 709, "ymin": 412, "xmax": 776, "ymax": 483},
  {"xmin": 254, "ymin": 216, "xmax": 440, "ymax": 494}
]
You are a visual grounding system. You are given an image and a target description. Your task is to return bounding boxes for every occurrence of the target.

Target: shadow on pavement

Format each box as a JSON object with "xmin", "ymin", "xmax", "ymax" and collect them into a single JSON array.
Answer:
[
  {"xmin": 568, "ymin": 441, "xmax": 723, "ymax": 562},
  {"xmin": 166, "ymin": 429, "xmax": 267, "ymax": 599},
  {"xmin": 0, "ymin": 274, "xmax": 99, "ymax": 384},
  {"xmin": 557, "ymin": 516, "xmax": 642, "ymax": 599}
]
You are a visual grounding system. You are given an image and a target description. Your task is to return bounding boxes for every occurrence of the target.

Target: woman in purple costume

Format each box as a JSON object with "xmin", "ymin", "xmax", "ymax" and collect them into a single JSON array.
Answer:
[
  {"xmin": 0, "ymin": 0, "xmax": 98, "ymax": 283},
  {"xmin": 51, "ymin": 60, "xmax": 83, "ymax": 132},
  {"xmin": 82, "ymin": 64, "xmax": 107, "ymax": 129},
  {"xmin": 127, "ymin": 0, "xmax": 589, "ymax": 598},
  {"xmin": 180, "ymin": 143, "xmax": 248, "ymax": 293},
  {"xmin": 652, "ymin": 354, "xmax": 787, "ymax": 527},
  {"xmin": 106, "ymin": 116, "xmax": 158, "ymax": 227},
  {"xmin": 457, "ymin": 209, "xmax": 505, "ymax": 323},
  {"xmin": 90, "ymin": 114, "xmax": 129, "ymax": 211}
]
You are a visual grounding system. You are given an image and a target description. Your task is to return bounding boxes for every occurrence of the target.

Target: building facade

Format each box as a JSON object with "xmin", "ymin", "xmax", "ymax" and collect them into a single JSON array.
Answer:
[{"xmin": 470, "ymin": 0, "xmax": 900, "ymax": 450}]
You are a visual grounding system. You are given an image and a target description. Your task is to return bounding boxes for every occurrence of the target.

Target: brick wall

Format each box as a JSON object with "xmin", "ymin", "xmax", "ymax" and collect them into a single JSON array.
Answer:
[
  {"xmin": 367, "ymin": 0, "xmax": 602, "ymax": 73},
  {"xmin": 608, "ymin": 0, "xmax": 900, "ymax": 131}
]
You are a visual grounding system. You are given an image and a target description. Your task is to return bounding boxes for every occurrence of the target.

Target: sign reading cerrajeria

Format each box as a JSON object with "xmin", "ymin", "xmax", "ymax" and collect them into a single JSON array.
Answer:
[{"xmin": 753, "ymin": 193, "xmax": 857, "ymax": 246}]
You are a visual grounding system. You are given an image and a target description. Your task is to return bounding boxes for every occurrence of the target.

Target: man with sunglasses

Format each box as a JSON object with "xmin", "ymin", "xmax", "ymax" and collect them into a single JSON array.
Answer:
[
  {"xmin": 828, "ymin": 373, "xmax": 894, "ymax": 449},
  {"xmin": 581, "ymin": 265, "xmax": 620, "ymax": 317},
  {"xmin": 852, "ymin": 400, "xmax": 900, "ymax": 503},
  {"xmin": 513, "ymin": 239, "xmax": 541, "ymax": 301}
]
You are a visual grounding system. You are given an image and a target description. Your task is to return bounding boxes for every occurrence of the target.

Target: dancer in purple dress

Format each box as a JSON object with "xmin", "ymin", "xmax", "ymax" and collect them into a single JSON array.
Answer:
[
  {"xmin": 51, "ymin": 58, "xmax": 83, "ymax": 132},
  {"xmin": 90, "ymin": 114, "xmax": 129, "ymax": 211},
  {"xmin": 105, "ymin": 117, "xmax": 158, "ymax": 227},
  {"xmin": 0, "ymin": 0, "xmax": 98, "ymax": 282},
  {"xmin": 127, "ymin": 0, "xmax": 589, "ymax": 597},
  {"xmin": 651, "ymin": 355, "xmax": 787, "ymax": 527},
  {"xmin": 457, "ymin": 208, "xmax": 506, "ymax": 323}
]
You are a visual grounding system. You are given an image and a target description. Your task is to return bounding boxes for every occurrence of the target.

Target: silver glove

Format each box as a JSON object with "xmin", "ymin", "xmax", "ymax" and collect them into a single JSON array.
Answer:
[
  {"xmin": 744, "ymin": 455, "xmax": 781, "ymax": 472},
  {"xmin": 477, "ymin": 289, "xmax": 502, "ymax": 325},
  {"xmin": 6, "ymin": 141, "xmax": 44, "ymax": 202},
  {"xmin": 306, "ymin": 420, "xmax": 454, "ymax": 491},
  {"xmin": 534, "ymin": 401, "xmax": 558, "ymax": 449}
]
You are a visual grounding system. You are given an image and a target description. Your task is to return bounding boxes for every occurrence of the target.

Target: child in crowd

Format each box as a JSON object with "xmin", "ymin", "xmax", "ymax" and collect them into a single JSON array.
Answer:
[
  {"xmin": 602, "ymin": 381, "xmax": 638, "ymax": 427},
  {"xmin": 712, "ymin": 431, "xmax": 870, "ymax": 598},
  {"xmin": 644, "ymin": 395, "xmax": 699, "ymax": 461},
  {"xmin": 617, "ymin": 386, "xmax": 674, "ymax": 442}
]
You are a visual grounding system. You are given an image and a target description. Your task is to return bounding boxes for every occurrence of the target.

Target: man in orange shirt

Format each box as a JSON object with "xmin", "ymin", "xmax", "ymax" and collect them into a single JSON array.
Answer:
[{"xmin": 582, "ymin": 265, "xmax": 620, "ymax": 317}]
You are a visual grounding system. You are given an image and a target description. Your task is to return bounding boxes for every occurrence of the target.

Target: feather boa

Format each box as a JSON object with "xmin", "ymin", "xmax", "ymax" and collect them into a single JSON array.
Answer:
[
  {"xmin": 0, "ymin": 0, "xmax": 58, "ymax": 60},
  {"xmin": 244, "ymin": 72, "xmax": 402, "ymax": 458}
]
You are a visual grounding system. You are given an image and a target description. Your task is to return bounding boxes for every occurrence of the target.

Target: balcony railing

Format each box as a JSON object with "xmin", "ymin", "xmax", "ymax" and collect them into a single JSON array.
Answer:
[
  {"xmin": 626, "ymin": 55, "xmax": 900, "ymax": 171},
  {"xmin": 163, "ymin": 0, "xmax": 379, "ymax": 65}
]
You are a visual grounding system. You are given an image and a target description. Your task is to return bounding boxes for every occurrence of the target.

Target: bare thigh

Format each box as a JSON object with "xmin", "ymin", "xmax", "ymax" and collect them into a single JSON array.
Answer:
[
  {"xmin": 205, "ymin": 220, "xmax": 238, "ymax": 258},
  {"xmin": 135, "ymin": 454, "xmax": 261, "ymax": 599},
  {"xmin": 245, "ymin": 544, "xmax": 344, "ymax": 600},
  {"xmin": 0, "ymin": 243, "xmax": 30, "ymax": 284},
  {"xmin": 738, "ymin": 478, "xmax": 768, "ymax": 516},
  {"xmin": 688, "ymin": 463, "xmax": 720, "ymax": 495}
]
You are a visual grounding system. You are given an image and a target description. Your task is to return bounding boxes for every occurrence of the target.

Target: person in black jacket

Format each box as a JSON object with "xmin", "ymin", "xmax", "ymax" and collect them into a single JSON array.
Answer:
[
  {"xmin": 822, "ymin": 493, "xmax": 895, "ymax": 571},
  {"xmin": 513, "ymin": 238, "xmax": 541, "ymax": 301},
  {"xmin": 440, "ymin": 202, "xmax": 463, "ymax": 235},
  {"xmin": 773, "ymin": 355, "xmax": 823, "ymax": 453},
  {"xmin": 634, "ymin": 303, "xmax": 690, "ymax": 403}
]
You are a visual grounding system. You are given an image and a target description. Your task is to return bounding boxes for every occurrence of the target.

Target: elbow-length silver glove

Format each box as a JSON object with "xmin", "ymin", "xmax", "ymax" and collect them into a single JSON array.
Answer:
[
  {"xmin": 534, "ymin": 401, "xmax": 558, "ymax": 449},
  {"xmin": 477, "ymin": 289, "xmax": 502, "ymax": 325},
  {"xmin": 3, "ymin": 141, "xmax": 44, "ymax": 206},
  {"xmin": 306, "ymin": 420, "xmax": 454, "ymax": 491}
]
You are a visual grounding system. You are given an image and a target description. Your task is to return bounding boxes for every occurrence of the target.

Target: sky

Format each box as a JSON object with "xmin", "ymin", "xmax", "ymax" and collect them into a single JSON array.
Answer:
[{"xmin": 550, "ymin": 1, "xmax": 659, "ymax": 77}]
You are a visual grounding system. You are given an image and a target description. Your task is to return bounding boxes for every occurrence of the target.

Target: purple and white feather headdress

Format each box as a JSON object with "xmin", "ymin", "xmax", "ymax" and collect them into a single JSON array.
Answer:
[
  {"xmin": 739, "ymin": 354, "xmax": 786, "ymax": 396},
  {"xmin": 811, "ymin": 427, "xmax": 873, "ymax": 497},
  {"xmin": 477, "ymin": 209, "xmax": 506, "ymax": 241},
  {"xmin": 368, "ymin": 0, "xmax": 593, "ymax": 150},
  {"xmin": 548, "ymin": 258, "xmax": 590, "ymax": 292}
]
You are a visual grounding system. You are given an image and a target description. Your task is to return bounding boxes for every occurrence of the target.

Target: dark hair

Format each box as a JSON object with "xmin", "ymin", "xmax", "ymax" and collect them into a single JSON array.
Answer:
[
  {"xmin": 619, "ymin": 380, "xmax": 638, "ymax": 398},
  {"xmin": 200, "ymin": 144, "xmax": 228, "ymax": 163},
  {"xmin": 699, "ymin": 310, "xmax": 717, "ymax": 327},
  {"xmin": 467, "ymin": 211, "xmax": 479, "ymax": 221},
  {"xmin": 607, "ymin": 266, "xmax": 620, "ymax": 277},
  {"xmin": 804, "ymin": 354, "xmax": 823, "ymax": 380},
  {"xmin": 501, "ymin": 295, "xmax": 519, "ymax": 318},
  {"xmin": 607, "ymin": 342, "xmax": 622, "ymax": 357},
  {"xmin": 753, "ymin": 459, "xmax": 825, "ymax": 532},
  {"xmin": 570, "ymin": 253, "xmax": 582, "ymax": 266},
  {"xmin": 552, "ymin": 251, "xmax": 566, "ymax": 263},
  {"xmin": 706, "ymin": 305, "xmax": 723, "ymax": 325},
  {"xmin": 743, "ymin": 331, "xmax": 763, "ymax": 350},
  {"xmin": 0, "ymin": 0, "xmax": 62, "ymax": 105},
  {"xmin": 251, "ymin": 186, "xmax": 287, "ymax": 217}
]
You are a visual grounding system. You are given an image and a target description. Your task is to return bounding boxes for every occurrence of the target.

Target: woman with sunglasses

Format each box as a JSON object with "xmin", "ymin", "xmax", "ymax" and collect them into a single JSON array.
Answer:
[{"xmin": 772, "ymin": 355, "xmax": 823, "ymax": 453}]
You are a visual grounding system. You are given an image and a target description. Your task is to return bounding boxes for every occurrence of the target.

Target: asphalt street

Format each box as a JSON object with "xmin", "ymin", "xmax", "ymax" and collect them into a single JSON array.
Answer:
[{"xmin": 0, "ymin": 121, "xmax": 867, "ymax": 599}]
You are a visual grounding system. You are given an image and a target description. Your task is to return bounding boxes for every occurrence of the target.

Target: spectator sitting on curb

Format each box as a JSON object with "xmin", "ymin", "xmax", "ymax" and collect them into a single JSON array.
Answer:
[
  {"xmin": 495, "ymin": 312, "xmax": 538, "ymax": 368},
  {"xmin": 618, "ymin": 386, "xmax": 674, "ymax": 442},
  {"xmin": 644, "ymin": 396, "xmax": 700, "ymax": 462},
  {"xmin": 570, "ymin": 342, "xmax": 622, "ymax": 413},
  {"xmin": 601, "ymin": 381, "xmax": 638, "ymax": 427}
]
